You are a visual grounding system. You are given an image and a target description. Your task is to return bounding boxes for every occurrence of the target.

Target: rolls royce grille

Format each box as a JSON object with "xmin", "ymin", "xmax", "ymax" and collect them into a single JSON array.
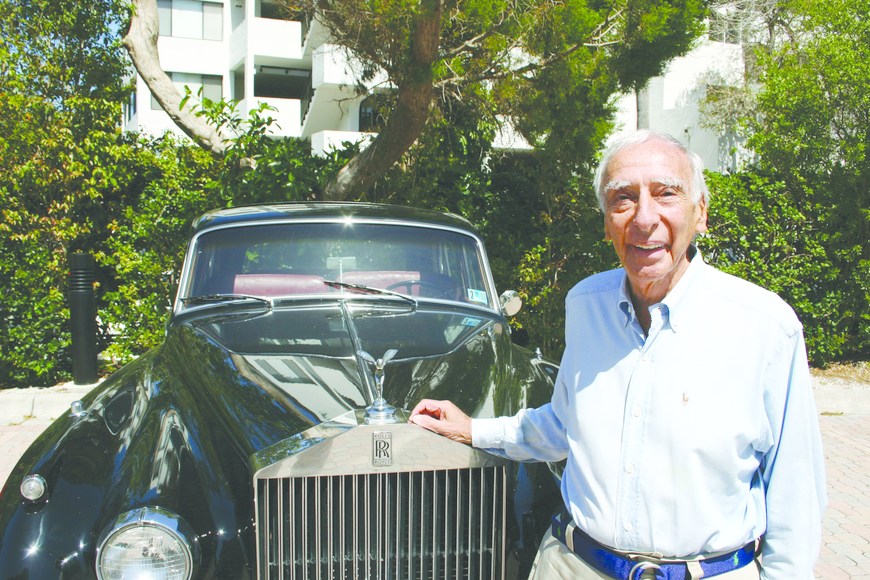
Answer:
[{"xmin": 257, "ymin": 467, "xmax": 508, "ymax": 579}]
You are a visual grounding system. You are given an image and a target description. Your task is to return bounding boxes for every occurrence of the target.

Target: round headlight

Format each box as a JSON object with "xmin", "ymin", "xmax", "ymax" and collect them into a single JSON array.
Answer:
[
  {"xmin": 20, "ymin": 474, "xmax": 47, "ymax": 501},
  {"xmin": 96, "ymin": 507, "xmax": 198, "ymax": 580}
]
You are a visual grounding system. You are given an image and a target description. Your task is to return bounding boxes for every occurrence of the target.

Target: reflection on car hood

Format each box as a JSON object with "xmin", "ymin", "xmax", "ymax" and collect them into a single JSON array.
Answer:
[{"xmin": 183, "ymin": 303, "xmax": 506, "ymax": 450}]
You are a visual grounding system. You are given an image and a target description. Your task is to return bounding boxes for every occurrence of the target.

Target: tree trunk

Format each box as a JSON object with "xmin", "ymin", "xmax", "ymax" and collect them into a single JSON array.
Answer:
[
  {"xmin": 123, "ymin": 0, "xmax": 228, "ymax": 154},
  {"xmin": 322, "ymin": 0, "xmax": 442, "ymax": 200}
]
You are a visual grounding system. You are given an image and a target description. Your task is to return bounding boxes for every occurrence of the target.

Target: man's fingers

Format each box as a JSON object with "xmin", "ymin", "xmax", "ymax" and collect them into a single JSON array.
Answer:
[
  {"xmin": 410, "ymin": 399, "xmax": 448, "ymax": 419},
  {"xmin": 409, "ymin": 399, "xmax": 472, "ymax": 444}
]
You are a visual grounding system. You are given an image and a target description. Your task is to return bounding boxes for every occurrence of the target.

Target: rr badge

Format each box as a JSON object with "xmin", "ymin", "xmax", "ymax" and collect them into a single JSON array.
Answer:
[{"xmin": 372, "ymin": 431, "xmax": 392, "ymax": 466}]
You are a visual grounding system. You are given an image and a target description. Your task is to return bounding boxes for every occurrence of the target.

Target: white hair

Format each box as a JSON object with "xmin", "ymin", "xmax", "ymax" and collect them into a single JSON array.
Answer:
[{"xmin": 593, "ymin": 130, "xmax": 710, "ymax": 212}]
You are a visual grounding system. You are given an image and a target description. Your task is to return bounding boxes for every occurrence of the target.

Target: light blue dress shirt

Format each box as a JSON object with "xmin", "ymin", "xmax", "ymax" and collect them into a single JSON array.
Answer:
[{"xmin": 473, "ymin": 248, "xmax": 827, "ymax": 579}]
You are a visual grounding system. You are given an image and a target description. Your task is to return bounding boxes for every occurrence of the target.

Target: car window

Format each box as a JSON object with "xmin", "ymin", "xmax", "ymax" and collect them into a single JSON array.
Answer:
[{"xmin": 185, "ymin": 223, "xmax": 492, "ymax": 307}]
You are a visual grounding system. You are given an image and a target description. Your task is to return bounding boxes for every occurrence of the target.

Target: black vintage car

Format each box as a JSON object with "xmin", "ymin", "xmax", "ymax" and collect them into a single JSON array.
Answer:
[{"xmin": 0, "ymin": 202, "xmax": 562, "ymax": 580}]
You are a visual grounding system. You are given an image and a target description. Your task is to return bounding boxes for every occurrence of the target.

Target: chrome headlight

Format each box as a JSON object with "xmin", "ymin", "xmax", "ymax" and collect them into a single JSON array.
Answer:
[
  {"xmin": 20, "ymin": 474, "xmax": 48, "ymax": 502},
  {"xmin": 96, "ymin": 507, "xmax": 199, "ymax": 580}
]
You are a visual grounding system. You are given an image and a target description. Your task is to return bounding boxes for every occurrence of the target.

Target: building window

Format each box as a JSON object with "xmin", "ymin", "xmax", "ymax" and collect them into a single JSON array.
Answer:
[
  {"xmin": 157, "ymin": 0, "xmax": 223, "ymax": 41},
  {"xmin": 158, "ymin": 0, "xmax": 172, "ymax": 36},
  {"xmin": 259, "ymin": 0, "xmax": 283, "ymax": 20},
  {"xmin": 126, "ymin": 90, "xmax": 137, "ymax": 121},
  {"xmin": 201, "ymin": 74, "xmax": 222, "ymax": 102},
  {"xmin": 151, "ymin": 73, "xmax": 223, "ymax": 110},
  {"xmin": 203, "ymin": 2, "xmax": 222, "ymax": 40}
]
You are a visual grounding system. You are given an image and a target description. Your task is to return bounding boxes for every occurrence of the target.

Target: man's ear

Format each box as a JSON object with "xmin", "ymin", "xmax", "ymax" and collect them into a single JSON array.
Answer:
[
  {"xmin": 604, "ymin": 219, "xmax": 612, "ymax": 242},
  {"xmin": 695, "ymin": 199, "xmax": 708, "ymax": 234}
]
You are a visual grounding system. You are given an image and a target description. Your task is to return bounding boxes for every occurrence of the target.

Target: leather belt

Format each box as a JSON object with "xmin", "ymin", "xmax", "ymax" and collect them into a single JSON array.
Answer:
[{"xmin": 550, "ymin": 516, "xmax": 756, "ymax": 580}]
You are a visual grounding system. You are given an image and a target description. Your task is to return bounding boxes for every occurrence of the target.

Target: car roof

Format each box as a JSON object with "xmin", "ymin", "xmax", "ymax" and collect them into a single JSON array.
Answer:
[{"xmin": 190, "ymin": 202, "xmax": 478, "ymax": 237}]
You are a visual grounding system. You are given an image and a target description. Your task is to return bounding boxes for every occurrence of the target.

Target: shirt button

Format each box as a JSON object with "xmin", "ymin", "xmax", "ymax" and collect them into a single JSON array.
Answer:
[
  {"xmin": 625, "ymin": 464, "xmax": 635, "ymax": 474},
  {"xmin": 641, "ymin": 353, "xmax": 649, "ymax": 361},
  {"xmin": 624, "ymin": 522, "xmax": 633, "ymax": 532},
  {"xmin": 633, "ymin": 408, "xmax": 641, "ymax": 417}
]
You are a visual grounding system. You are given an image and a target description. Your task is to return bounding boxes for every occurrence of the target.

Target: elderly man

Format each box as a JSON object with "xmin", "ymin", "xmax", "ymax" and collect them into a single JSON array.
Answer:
[{"xmin": 410, "ymin": 130, "xmax": 827, "ymax": 579}]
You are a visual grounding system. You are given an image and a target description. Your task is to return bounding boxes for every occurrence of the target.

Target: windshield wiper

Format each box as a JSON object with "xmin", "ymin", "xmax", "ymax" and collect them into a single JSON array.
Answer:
[
  {"xmin": 323, "ymin": 280, "xmax": 417, "ymax": 306},
  {"xmin": 180, "ymin": 294, "xmax": 273, "ymax": 309}
]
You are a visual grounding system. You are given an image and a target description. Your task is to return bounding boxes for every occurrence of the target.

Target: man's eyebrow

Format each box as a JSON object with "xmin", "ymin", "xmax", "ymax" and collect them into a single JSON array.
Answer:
[
  {"xmin": 604, "ymin": 177, "xmax": 687, "ymax": 193},
  {"xmin": 654, "ymin": 177, "xmax": 687, "ymax": 191},
  {"xmin": 604, "ymin": 180, "xmax": 633, "ymax": 193}
]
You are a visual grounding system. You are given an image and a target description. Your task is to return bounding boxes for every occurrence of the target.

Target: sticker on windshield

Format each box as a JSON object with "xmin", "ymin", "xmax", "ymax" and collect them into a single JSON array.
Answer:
[
  {"xmin": 460, "ymin": 317, "xmax": 481, "ymax": 327},
  {"xmin": 467, "ymin": 289, "xmax": 488, "ymax": 304}
]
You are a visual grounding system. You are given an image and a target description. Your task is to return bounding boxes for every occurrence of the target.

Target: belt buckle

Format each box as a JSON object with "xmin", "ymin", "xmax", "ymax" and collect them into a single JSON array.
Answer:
[{"xmin": 628, "ymin": 561, "xmax": 662, "ymax": 580}]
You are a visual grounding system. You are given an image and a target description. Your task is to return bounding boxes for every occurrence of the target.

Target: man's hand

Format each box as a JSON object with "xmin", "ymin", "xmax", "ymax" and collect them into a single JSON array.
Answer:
[{"xmin": 409, "ymin": 399, "xmax": 472, "ymax": 444}]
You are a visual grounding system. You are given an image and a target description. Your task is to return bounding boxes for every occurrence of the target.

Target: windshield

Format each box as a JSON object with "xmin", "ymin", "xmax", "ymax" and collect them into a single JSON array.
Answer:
[{"xmin": 182, "ymin": 222, "xmax": 493, "ymax": 308}]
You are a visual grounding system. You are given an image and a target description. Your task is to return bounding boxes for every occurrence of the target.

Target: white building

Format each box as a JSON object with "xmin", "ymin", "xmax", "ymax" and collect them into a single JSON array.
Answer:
[
  {"xmin": 123, "ymin": 0, "xmax": 746, "ymax": 170},
  {"xmin": 123, "ymin": 0, "xmax": 382, "ymax": 156}
]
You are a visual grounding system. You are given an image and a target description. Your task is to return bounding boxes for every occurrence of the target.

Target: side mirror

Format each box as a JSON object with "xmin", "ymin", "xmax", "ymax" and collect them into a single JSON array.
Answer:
[{"xmin": 499, "ymin": 290, "xmax": 522, "ymax": 317}]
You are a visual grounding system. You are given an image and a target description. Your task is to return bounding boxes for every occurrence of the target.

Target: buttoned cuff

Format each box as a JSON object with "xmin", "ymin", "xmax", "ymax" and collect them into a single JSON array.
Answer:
[{"xmin": 471, "ymin": 417, "xmax": 505, "ymax": 449}]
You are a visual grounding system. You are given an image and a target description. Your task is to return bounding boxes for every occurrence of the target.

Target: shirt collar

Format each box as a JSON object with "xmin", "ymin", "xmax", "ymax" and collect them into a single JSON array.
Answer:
[
  {"xmin": 617, "ymin": 277, "xmax": 635, "ymax": 327},
  {"xmin": 616, "ymin": 245, "xmax": 705, "ymax": 331}
]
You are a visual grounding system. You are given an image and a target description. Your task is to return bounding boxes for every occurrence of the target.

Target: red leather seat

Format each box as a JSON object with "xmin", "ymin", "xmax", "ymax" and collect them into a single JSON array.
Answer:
[{"xmin": 233, "ymin": 274, "xmax": 331, "ymax": 296}]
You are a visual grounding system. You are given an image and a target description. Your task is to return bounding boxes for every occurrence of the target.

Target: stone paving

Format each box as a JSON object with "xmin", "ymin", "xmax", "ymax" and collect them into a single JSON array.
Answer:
[
  {"xmin": 0, "ymin": 405, "xmax": 866, "ymax": 577},
  {"xmin": 816, "ymin": 415, "xmax": 870, "ymax": 579}
]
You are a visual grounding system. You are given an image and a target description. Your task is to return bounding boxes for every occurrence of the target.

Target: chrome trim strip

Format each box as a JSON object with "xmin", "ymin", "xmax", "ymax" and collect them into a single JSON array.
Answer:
[
  {"xmin": 289, "ymin": 478, "xmax": 296, "ymax": 580},
  {"xmin": 315, "ymin": 477, "xmax": 321, "ymax": 580},
  {"xmin": 302, "ymin": 480, "xmax": 308, "ymax": 580}
]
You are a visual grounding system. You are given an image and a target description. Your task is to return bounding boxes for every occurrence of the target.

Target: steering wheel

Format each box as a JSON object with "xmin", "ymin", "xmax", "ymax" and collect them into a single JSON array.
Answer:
[{"xmin": 385, "ymin": 280, "xmax": 452, "ymax": 299}]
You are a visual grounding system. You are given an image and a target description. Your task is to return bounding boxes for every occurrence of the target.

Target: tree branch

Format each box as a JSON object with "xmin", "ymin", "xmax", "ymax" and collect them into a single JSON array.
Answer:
[{"xmin": 123, "ymin": 0, "xmax": 228, "ymax": 154}]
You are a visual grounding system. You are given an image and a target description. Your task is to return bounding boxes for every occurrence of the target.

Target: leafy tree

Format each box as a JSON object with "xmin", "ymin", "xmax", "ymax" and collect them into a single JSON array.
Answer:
[
  {"xmin": 95, "ymin": 135, "xmax": 219, "ymax": 363},
  {"xmin": 699, "ymin": 0, "xmax": 870, "ymax": 364},
  {"xmin": 0, "ymin": 0, "xmax": 130, "ymax": 103},
  {"xmin": 0, "ymin": 0, "xmax": 135, "ymax": 386},
  {"xmin": 193, "ymin": 100, "xmax": 358, "ymax": 205}
]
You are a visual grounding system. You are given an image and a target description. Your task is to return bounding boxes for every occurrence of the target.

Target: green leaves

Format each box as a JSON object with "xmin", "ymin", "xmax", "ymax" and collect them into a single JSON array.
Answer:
[{"xmin": 696, "ymin": 0, "xmax": 870, "ymax": 365}]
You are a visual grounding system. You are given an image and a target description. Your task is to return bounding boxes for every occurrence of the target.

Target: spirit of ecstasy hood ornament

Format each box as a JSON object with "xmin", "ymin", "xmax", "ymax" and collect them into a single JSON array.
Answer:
[{"xmin": 357, "ymin": 349, "xmax": 398, "ymax": 424}]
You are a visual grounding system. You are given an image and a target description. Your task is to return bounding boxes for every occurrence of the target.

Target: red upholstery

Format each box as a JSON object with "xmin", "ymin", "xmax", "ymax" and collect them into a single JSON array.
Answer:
[
  {"xmin": 233, "ymin": 274, "xmax": 330, "ymax": 296},
  {"xmin": 340, "ymin": 271, "xmax": 421, "ymax": 291}
]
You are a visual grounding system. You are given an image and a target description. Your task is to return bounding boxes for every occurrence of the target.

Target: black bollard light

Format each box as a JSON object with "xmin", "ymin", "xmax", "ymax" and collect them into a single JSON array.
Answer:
[{"xmin": 69, "ymin": 252, "xmax": 98, "ymax": 385}]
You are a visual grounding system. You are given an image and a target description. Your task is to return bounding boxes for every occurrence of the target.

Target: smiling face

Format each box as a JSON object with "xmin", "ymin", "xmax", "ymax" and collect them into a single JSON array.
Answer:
[{"xmin": 602, "ymin": 139, "xmax": 708, "ymax": 307}]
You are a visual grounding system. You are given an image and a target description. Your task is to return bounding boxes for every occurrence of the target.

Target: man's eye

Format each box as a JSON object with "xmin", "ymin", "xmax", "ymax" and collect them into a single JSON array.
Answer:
[{"xmin": 657, "ymin": 189, "xmax": 680, "ymax": 200}]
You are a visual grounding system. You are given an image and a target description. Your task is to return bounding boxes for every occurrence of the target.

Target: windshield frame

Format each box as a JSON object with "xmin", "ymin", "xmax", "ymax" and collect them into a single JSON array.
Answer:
[{"xmin": 173, "ymin": 216, "xmax": 500, "ymax": 317}]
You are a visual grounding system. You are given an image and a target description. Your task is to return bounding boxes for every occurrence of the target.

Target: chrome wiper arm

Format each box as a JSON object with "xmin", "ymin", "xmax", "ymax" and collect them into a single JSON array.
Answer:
[
  {"xmin": 180, "ymin": 294, "xmax": 273, "ymax": 309},
  {"xmin": 323, "ymin": 280, "xmax": 417, "ymax": 306}
]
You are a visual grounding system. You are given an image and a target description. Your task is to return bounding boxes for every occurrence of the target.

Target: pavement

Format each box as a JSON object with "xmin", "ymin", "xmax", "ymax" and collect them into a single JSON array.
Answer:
[{"xmin": 0, "ymin": 380, "xmax": 867, "ymax": 578}]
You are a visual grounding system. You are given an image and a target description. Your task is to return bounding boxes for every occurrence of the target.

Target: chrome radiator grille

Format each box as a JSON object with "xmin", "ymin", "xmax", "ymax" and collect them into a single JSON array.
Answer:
[{"xmin": 257, "ymin": 467, "xmax": 507, "ymax": 580}]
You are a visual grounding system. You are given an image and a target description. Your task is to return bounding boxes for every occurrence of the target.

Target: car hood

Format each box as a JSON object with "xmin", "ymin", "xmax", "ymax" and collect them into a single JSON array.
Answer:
[{"xmin": 169, "ymin": 301, "xmax": 509, "ymax": 459}]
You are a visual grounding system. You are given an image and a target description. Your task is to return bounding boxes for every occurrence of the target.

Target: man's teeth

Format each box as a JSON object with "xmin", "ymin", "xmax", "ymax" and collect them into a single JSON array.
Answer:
[{"xmin": 635, "ymin": 244, "xmax": 663, "ymax": 250}]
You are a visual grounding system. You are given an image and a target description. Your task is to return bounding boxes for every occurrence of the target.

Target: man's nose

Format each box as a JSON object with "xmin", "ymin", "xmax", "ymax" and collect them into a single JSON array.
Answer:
[{"xmin": 632, "ymin": 191, "xmax": 659, "ymax": 232}]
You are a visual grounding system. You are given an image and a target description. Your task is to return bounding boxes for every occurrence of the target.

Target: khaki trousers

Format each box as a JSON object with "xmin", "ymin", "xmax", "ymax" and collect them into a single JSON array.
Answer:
[{"xmin": 529, "ymin": 529, "xmax": 761, "ymax": 580}]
